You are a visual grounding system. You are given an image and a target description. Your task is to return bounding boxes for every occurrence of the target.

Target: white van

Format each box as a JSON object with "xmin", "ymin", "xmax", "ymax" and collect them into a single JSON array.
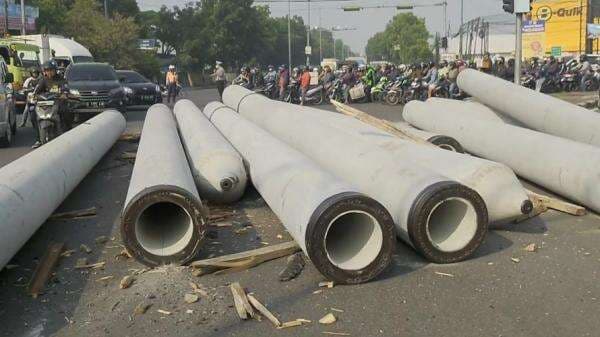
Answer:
[{"xmin": 21, "ymin": 34, "xmax": 93, "ymax": 65}]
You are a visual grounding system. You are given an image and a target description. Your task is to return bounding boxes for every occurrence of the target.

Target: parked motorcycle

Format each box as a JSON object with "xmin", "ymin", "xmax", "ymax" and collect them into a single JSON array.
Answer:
[
  {"xmin": 370, "ymin": 76, "xmax": 389, "ymax": 102},
  {"xmin": 328, "ymin": 79, "xmax": 345, "ymax": 103}
]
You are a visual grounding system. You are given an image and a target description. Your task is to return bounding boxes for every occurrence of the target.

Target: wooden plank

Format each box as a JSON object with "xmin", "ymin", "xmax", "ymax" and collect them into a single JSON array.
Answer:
[
  {"xmin": 49, "ymin": 207, "xmax": 97, "ymax": 220},
  {"xmin": 330, "ymin": 100, "xmax": 433, "ymax": 147},
  {"xmin": 526, "ymin": 190, "xmax": 586, "ymax": 216},
  {"xmin": 247, "ymin": 294, "xmax": 281, "ymax": 327},
  {"xmin": 119, "ymin": 132, "xmax": 141, "ymax": 142},
  {"xmin": 190, "ymin": 241, "xmax": 299, "ymax": 268},
  {"xmin": 28, "ymin": 242, "xmax": 64, "ymax": 298},
  {"xmin": 230, "ymin": 282, "xmax": 255, "ymax": 319}
]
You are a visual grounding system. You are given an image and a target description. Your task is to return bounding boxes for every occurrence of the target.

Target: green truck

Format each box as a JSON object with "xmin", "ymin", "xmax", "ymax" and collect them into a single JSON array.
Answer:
[{"xmin": 0, "ymin": 39, "xmax": 41, "ymax": 113}]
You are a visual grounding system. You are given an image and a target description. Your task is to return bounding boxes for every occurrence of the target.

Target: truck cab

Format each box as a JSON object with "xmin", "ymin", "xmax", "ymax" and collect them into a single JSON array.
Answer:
[{"xmin": 0, "ymin": 40, "xmax": 41, "ymax": 114}]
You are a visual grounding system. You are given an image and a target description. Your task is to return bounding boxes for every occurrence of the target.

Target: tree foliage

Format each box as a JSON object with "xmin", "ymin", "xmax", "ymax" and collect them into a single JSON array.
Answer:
[
  {"xmin": 366, "ymin": 13, "xmax": 432, "ymax": 64},
  {"xmin": 33, "ymin": 0, "xmax": 355, "ymax": 76}
]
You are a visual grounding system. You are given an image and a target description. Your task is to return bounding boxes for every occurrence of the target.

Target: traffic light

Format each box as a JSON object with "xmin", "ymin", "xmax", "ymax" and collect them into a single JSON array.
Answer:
[
  {"xmin": 502, "ymin": 0, "xmax": 514, "ymax": 14},
  {"xmin": 342, "ymin": 6, "xmax": 361, "ymax": 11}
]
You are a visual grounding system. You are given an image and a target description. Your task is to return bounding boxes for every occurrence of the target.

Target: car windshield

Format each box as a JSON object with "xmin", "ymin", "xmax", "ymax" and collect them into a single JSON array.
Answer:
[
  {"xmin": 72, "ymin": 56, "xmax": 94, "ymax": 63},
  {"xmin": 17, "ymin": 50, "xmax": 39, "ymax": 68},
  {"xmin": 119, "ymin": 71, "xmax": 148, "ymax": 83},
  {"xmin": 67, "ymin": 65, "xmax": 117, "ymax": 81}
]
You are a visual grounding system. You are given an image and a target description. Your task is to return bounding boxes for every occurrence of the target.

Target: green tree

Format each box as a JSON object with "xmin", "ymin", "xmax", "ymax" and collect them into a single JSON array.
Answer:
[
  {"xmin": 380, "ymin": 13, "xmax": 432, "ymax": 64},
  {"xmin": 98, "ymin": 0, "xmax": 139, "ymax": 18},
  {"xmin": 64, "ymin": 0, "xmax": 141, "ymax": 69},
  {"xmin": 33, "ymin": 0, "xmax": 70, "ymax": 34},
  {"xmin": 366, "ymin": 32, "xmax": 389, "ymax": 62}
]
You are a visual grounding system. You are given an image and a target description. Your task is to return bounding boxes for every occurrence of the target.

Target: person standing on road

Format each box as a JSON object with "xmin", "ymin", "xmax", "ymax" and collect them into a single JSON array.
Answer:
[
  {"xmin": 211, "ymin": 61, "xmax": 226, "ymax": 99},
  {"xmin": 299, "ymin": 67, "xmax": 311, "ymax": 106},
  {"xmin": 165, "ymin": 65, "xmax": 179, "ymax": 104}
]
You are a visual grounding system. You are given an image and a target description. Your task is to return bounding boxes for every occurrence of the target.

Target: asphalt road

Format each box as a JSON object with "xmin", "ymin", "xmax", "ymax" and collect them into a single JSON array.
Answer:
[{"xmin": 0, "ymin": 89, "xmax": 599, "ymax": 337}]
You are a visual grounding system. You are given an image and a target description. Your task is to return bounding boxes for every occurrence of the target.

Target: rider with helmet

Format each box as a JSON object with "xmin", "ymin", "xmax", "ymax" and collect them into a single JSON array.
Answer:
[
  {"xmin": 578, "ymin": 54, "xmax": 592, "ymax": 91},
  {"xmin": 32, "ymin": 60, "xmax": 69, "ymax": 148}
]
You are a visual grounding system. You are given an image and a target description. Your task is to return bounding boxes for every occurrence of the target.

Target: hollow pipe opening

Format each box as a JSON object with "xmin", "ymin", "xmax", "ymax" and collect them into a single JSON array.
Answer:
[
  {"xmin": 305, "ymin": 192, "xmax": 395, "ymax": 284},
  {"xmin": 426, "ymin": 198, "xmax": 478, "ymax": 253},
  {"xmin": 408, "ymin": 181, "xmax": 488, "ymax": 263},
  {"xmin": 135, "ymin": 201, "xmax": 194, "ymax": 257},
  {"xmin": 324, "ymin": 211, "xmax": 383, "ymax": 271},
  {"xmin": 220, "ymin": 177, "xmax": 235, "ymax": 191},
  {"xmin": 427, "ymin": 135, "xmax": 465, "ymax": 153}
]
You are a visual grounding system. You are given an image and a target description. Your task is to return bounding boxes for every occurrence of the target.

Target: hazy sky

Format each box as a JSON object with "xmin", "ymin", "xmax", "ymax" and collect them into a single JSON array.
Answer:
[{"xmin": 138, "ymin": 0, "xmax": 506, "ymax": 53}]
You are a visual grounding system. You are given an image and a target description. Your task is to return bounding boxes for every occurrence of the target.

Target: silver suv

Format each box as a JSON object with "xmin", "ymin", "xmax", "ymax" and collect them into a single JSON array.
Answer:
[{"xmin": 0, "ymin": 58, "xmax": 15, "ymax": 147}]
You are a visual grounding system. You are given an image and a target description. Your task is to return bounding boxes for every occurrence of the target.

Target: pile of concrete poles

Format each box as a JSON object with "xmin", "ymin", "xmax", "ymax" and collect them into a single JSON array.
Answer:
[
  {"xmin": 202, "ymin": 101, "xmax": 395, "ymax": 284},
  {"xmin": 219, "ymin": 85, "xmax": 535, "ymax": 265},
  {"xmin": 401, "ymin": 68, "xmax": 600, "ymax": 214},
  {"xmin": 0, "ymin": 110, "xmax": 125, "ymax": 270}
]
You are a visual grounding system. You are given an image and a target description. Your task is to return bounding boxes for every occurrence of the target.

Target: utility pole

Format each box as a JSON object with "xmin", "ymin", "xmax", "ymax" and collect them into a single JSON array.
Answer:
[
  {"xmin": 306, "ymin": 0, "xmax": 311, "ymax": 66},
  {"xmin": 318, "ymin": 8, "xmax": 322, "ymax": 64},
  {"xmin": 288, "ymin": 0, "xmax": 292, "ymax": 67},
  {"xmin": 459, "ymin": 0, "xmax": 464, "ymax": 58},
  {"xmin": 20, "ymin": 0, "xmax": 26, "ymax": 35},
  {"xmin": 104, "ymin": 0, "xmax": 108, "ymax": 18},
  {"xmin": 3, "ymin": 0, "xmax": 8, "ymax": 37},
  {"xmin": 515, "ymin": 13, "xmax": 522, "ymax": 85}
]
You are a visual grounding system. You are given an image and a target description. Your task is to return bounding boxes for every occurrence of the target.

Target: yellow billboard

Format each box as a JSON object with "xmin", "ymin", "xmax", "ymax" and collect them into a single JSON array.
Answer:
[{"xmin": 524, "ymin": 0, "xmax": 588, "ymax": 55}]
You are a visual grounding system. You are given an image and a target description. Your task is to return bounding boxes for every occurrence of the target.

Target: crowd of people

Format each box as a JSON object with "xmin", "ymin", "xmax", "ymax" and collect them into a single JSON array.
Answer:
[{"xmin": 207, "ymin": 52, "xmax": 599, "ymax": 106}]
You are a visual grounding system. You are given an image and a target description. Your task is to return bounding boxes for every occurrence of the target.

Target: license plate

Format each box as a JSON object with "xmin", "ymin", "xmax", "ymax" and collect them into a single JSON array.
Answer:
[
  {"xmin": 142, "ymin": 95, "xmax": 154, "ymax": 101},
  {"xmin": 87, "ymin": 102, "xmax": 105, "ymax": 108}
]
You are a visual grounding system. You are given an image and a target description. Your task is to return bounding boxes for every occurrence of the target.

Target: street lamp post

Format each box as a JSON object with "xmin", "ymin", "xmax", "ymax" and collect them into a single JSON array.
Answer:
[
  {"xmin": 306, "ymin": 0, "xmax": 311, "ymax": 66},
  {"xmin": 459, "ymin": 0, "xmax": 464, "ymax": 58},
  {"xmin": 288, "ymin": 0, "xmax": 291, "ymax": 67},
  {"xmin": 20, "ymin": 0, "xmax": 26, "ymax": 35}
]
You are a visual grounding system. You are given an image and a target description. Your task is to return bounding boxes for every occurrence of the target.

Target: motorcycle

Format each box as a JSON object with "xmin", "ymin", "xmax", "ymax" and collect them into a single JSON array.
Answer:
[
  {"xmin": 407, "ymin": 78, "xmax": 428, "ymax": 102},
  {"xmin": 347, "ymin": 80, "xmax": 369, "ymax": 104},
  {"xmin": 370, "ymin": 76, "xmax": 390, "ymax": 102},
  {"xmin": 431, "ymin": 78, "xmax": 450, "ymax": 99},
  {"xmin": 33, "ymin": 93, "xmax": 62, "ymax": 144},
  {"xmin": 255, "ymin": 79, "xmax": 278, "ymax": 99},
  {"xmin": 384, "ymin": 76, "xmax": 410, "ymax": 105},
  {"xmin": 327, "ymin": 79, "xmax": 345, "ymax": 103}
]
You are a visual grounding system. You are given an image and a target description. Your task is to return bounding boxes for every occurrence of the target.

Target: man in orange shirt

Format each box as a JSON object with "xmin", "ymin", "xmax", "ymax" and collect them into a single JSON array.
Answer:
[{"xmin": 299, "ymin": 67, "xmax": 311, "ymax": 106}]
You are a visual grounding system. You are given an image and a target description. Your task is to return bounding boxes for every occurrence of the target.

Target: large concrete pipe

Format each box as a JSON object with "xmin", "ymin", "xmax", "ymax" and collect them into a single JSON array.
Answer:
[
  {"xmin": 457, "ymin": 68, "xmax": 600, "ymax": 147},
  {"xmin": 121, "ymin": 104, "xmax": 207, "ymax": 267},
  {"xmin": 389, "ymin": 121, "xmax": 465, "ymax": 153},
  {"xmin": 222, "ymin": 85, "xmax": 489, "ymax": 264},
  {"xmin": 426, "ymin": 97, "xmax": 505, "ymax": 123},
  {"xmin": 0, "ymin": 110, "xmax": 125, "ymax": 270},
  {"xmin": 404, "ymin": 101, "xmax": 600, "ymax": 213},
  {"xmin": 300, "ymin": 100, "xmax": 531, "ymax": 225},
  {"xmin": 173, "ymin": 99, "xmax": 247, "ymax": 204},
  {"xmin": 202, "ymin": 102, "xmax": 395, "ymax": 284}
]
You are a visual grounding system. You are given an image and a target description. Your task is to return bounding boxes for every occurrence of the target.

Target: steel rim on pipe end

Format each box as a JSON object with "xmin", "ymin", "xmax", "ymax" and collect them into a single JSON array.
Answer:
[
  {"xmin": 427, "ymin": 135, "xmax": 465, "ymax": 154},
  {"xmin": 121, "ymin": 185, "xmax": 208, "ymax": 267},
  {"xmin": 305, "ymin": 192, "xmax": 396, "ymax": 284},
  {"xmin": 408, "ymin": 181, "xmax": 488, "ymax": 264}
]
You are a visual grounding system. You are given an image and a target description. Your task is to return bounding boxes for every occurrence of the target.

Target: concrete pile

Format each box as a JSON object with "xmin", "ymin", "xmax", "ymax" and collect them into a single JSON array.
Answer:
[
  {"xmin": 121, "ymin": 104, "xmax": 208, "ymax": 266},
  {"xmin": 202, "ymin": 102, "xmax": 396, "ymax": 284},
  {"xmin": 0, "ymin": 110, "xmax": 125, "ymax": 270},
  {"xmin": 404, "ymin": 96, "xmax": 600, "ymax": 214},
  {"xmin": 457, "ymin": 68, "xmax": 600, "ymax": 147},
  {"xmin": 174, "ymin": 99, "xmax": 247, "ymax": 204},
  {"xmin": 220, "ymin": 85, "xmax": 529, "ymax": 264}
]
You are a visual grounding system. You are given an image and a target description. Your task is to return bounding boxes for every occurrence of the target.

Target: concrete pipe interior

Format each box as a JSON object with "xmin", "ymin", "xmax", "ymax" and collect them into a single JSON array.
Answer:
[
  {"xmin": 426, "ymin": 197, "xmax": 478, "ymax": 253},
  {"xmin": 135, "ymin": 201, "xmax": 194, "ymax": 256},
  {"xmin": 324, "ymin": 211, "xmax": 384, "ymax": 271}
]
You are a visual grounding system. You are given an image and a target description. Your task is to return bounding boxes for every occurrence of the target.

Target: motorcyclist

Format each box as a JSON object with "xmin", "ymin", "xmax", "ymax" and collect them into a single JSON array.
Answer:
[
  {"xmin": 278, "ymin": 65, "xmax": 289, "ymax": 101},
  {"xmin": 19, "ymin": 67, "xmax": 41, "ymax": 128},
  {"xmin": 494, "ymin": 57, "xmax": 507, "ymax": 79},
  {"xmin": 578, "ymin": 54, "xmax": 592, "ymax": 91},
  {"xmin": 341, "ymin": 65, "xmax": 355, "ymax": 103},
  {"xmin": 321, "ymin": 65, "xmax": 335, "ymax": 88},
  {"xmin": 32, "ymin": 60, "xmax": 69, "ymax": 148},
  {"xmin": 362, "ymin": 65, "xmax": 376, "ymax": 101},
  {"xmin": 505, "ymin": 58, "xmax": 515, "ymax": 82},
  {"xmin": 447, "ymin": 61, "xmax": 460, "ymax": 97},
  {"xmin": 425, "ymin": 61, "xmax": 439, "ymax": 98},
  {"xmin": 480, "ymin": 53, "xmax": 493, "ymax": 74}
]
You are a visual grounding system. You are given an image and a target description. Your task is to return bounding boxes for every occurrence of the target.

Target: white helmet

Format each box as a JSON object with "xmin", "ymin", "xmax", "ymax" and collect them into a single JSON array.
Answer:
[
  {"xmin": 168, "ymin": 65, "xmax": 175, "ymax": 70},
  {"xmin": 398, "ymin": 64, "xmax": 407, "ymax": 72},
  {"xmin": 313, "ymin": 67, "xmax": 319, "ymax": 72}
]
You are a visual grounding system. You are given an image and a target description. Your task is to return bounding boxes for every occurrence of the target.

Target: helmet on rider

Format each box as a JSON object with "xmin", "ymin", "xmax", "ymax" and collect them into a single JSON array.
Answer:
[
  {"xmin": 42, "ymin": 60, "xmax": 57, "ymax": 71},
  {"xmin": 579, "ymin": 54, "xmax": 587, "ymax": 62}
]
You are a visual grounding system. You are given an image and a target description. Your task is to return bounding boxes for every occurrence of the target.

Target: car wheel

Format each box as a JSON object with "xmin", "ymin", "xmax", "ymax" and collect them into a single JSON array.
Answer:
[{"xmin": 0, "ymin": 126, "xmax": 11, "ymax": 148}]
